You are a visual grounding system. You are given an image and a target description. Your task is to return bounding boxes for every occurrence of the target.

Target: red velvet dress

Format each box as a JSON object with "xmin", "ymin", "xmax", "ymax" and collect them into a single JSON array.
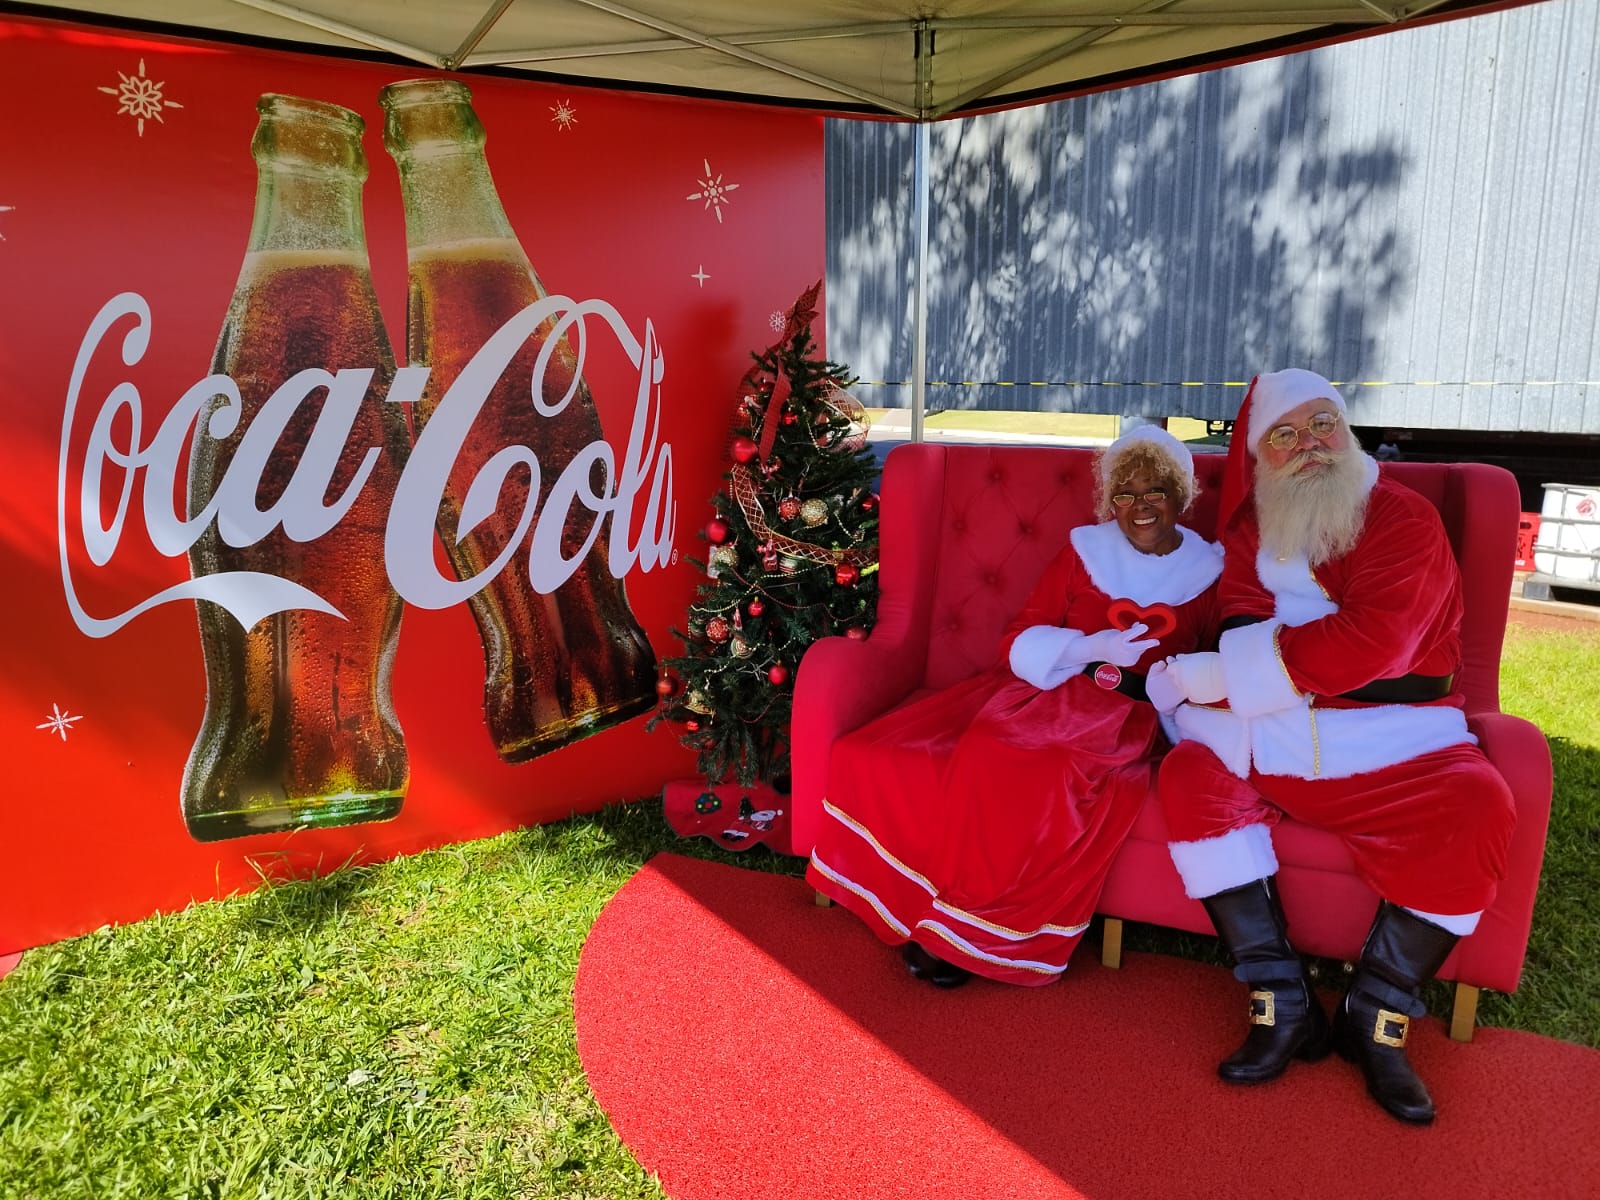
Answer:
[{"xmin": 806, "ymin": 524, "xmax": 1221, "ymax": 985}]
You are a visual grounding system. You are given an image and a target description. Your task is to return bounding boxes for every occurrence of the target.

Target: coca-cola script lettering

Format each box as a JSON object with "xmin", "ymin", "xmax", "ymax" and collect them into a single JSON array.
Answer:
[{"xmin": 57, "ymin": 290, "xmax": 675, "ymax": 637}]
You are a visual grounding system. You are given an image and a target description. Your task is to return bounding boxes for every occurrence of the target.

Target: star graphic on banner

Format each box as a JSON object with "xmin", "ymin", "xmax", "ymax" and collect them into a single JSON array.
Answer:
[
  {"xmin": 0, "ymin": 204, "xmax": 13, "ymax": 241},
  {"xmin": 36, "ymin": 703, "xmax": 84, "ymax": 742},
  {"xmin": 686, "ymin": 160, "xmax": 740, "ymax": 223},
  {"xmin": 98, "ymin": 58, "xmax": 183, "ymax": 136},
  {"xmin": 691, "ymin": 265, "xmax": 710, "ymax": 287},
  {"xmin": 550, "ymin": 99, "xmax": 578, "ymax": 130}
]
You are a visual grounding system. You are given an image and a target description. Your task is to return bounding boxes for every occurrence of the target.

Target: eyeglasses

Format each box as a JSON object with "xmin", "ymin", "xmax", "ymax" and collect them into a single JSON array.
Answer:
[
  {"xmin": 1264, "ymin": 410, "xmax": 1341, "ymax": 452},
  {"xmin": 1110, "ymin": 488, "xmax": 1171, "ymax": 509}
]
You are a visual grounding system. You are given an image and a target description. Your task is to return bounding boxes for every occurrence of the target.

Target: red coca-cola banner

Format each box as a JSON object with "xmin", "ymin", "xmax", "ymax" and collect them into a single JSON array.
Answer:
[{"xmin": 0, "ymin": 15, "xmax": 825, "ymax": 954}]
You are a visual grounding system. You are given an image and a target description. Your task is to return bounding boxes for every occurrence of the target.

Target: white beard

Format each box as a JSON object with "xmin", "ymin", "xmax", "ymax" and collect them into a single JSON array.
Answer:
[{"xmin": 1255, "ymin": 445, "xmax": 1373, "ymax": 566}]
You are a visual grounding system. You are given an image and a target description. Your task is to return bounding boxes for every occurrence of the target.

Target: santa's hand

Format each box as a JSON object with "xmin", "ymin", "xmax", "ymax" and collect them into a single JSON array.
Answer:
[
  {"xmin": 1144, "ymin": 660, "xmax": 1186, "ymax": 713},
  {"xmin": 1163, "ymin": 652, "xmax": 1228, "ymax": 705},
  {"xmin": 1081, "ymin": 623, "xmax": 1159, "ymax": 668}
]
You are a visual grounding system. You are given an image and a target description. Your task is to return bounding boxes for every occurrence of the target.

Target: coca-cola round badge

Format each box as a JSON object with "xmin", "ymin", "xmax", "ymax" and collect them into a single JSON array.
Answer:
[{"xmin": 1093, "ymin": 663, "xmax": 1123, "ymax": 690}]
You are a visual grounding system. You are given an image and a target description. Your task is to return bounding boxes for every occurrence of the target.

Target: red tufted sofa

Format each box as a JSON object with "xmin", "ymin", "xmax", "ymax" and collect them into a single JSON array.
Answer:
[{"xmin": 791, "ymin": 441, "xmax": 1553, "ymax": 1038}]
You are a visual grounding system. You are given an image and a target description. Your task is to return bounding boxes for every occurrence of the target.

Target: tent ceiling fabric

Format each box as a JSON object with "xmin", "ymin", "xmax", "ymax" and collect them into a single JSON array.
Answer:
[{"xmin": 15, "ymin": 0, "xmax": 1522, "ymax": 119}]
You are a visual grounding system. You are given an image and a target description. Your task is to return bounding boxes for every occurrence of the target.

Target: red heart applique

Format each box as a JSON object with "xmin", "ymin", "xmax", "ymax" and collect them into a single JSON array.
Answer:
[{"xmin": 1107, "ymin": 598, "xmax": 1177, "ymax": 641}]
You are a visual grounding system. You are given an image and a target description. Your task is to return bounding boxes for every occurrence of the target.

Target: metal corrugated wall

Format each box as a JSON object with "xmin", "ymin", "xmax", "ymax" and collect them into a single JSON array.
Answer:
[{"xmin": 826, "ymin": 0, "xmax": 1600, "ymax": 432}]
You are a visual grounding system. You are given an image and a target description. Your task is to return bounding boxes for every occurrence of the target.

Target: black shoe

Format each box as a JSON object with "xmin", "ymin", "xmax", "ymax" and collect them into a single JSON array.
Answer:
[
  {"xmin": 1201, "ymin": 877, "xmax": 1331, "ymax": 1084},
  {"xmin": 900, "ymin": 940, "xmax": 972, "ymax": 989},
  {"xmin": 1333, "ymin": 903, "xmax": 1459, "ymax": 1125}
]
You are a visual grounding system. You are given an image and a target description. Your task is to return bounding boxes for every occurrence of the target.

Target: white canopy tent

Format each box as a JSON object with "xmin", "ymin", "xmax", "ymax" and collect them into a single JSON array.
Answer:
[{"xmin": 13, "ymin": 0, "xmax": 1541, "ymax": 433}]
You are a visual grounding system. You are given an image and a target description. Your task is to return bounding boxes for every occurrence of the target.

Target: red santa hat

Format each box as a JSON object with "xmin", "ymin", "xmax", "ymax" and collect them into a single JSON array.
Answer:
[{"xmin": 1216, "ymin": 368, "xmax": 1347, "ymax": 531}]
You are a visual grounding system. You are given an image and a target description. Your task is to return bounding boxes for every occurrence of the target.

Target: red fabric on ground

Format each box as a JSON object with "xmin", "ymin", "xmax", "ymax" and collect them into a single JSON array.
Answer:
[
  {"xmin": 575, "ymin": 853, "xmax": 1600, "ymax": 1200},
  {"xmin": 662, "ymin": 779, "xmax": 792, "ymax": 855}
]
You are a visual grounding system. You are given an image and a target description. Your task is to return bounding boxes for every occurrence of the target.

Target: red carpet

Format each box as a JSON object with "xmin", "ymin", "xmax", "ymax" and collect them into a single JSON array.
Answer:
[{"xmin": 575, "ymin": 853, "xmax": 1600, "ymax": 1200}]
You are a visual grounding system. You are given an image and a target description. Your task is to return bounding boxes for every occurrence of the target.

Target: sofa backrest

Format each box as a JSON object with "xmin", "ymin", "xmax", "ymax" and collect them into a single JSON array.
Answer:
[{"xmin": 884, "ymin": 442, "xmax": 1516, "ymax": 713}]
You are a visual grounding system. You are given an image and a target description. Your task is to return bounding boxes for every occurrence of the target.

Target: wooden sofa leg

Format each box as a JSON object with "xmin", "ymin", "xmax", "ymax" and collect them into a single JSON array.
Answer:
[
  {"xmin": 1449, "ymin": 983, "xmax": 1480, "ymax": 1043},
  {"xmin": 814, "ymin": 890, "xmax": 833, "ymax": 908},
  {"xmin": 1101, "ymin": 917, "xmax": 1124, "ymax": 969}
]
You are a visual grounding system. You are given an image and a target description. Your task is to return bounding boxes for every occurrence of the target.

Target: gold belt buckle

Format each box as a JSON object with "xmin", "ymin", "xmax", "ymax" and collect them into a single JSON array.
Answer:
[
  {"xmin": 1249, "ymin": 989, "xmax": 1276, "ymax": 1027},
  {"xmin": 1373, "ymin": 1008, "xmax": 1410, "ymax": 1047}
]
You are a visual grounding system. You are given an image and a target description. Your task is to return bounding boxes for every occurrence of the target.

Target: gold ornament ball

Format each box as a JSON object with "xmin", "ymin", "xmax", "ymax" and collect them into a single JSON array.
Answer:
[{"xmin": 800, "ymin": 498, "xmax": 829, "ymax": 527}]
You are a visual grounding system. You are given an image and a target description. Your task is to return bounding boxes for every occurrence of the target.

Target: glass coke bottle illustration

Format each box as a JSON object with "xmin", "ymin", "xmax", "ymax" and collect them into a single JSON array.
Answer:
[
  {"xmin": 183, "ymin": 95, "xmax": 410, "ymax": 840},
  {"xmin": 379, "ymin": 78, "xmax": 657, "ymax": 762}
]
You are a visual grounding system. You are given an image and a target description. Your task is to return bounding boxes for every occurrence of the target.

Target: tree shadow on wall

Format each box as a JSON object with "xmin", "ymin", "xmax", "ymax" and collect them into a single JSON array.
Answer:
[{"xmin": 826, "ymin": 51, "xmax": 1408, "ymax": 422}]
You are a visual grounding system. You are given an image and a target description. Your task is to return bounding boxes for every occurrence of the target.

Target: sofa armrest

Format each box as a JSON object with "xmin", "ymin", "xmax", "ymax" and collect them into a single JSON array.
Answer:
[
  {"xmin": 789, "ymin": 634, "xmax": 924, "ymax": 857},
  {"xmin": 1451, "ymin": 710, "xmax": 1554, "ymax": 993}
]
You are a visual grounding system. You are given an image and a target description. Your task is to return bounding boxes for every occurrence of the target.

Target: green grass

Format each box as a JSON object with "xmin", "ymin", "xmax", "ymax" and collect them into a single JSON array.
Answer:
[{"xmin": 1, "ymin": 621, "xmax": 1597, "ymax": 1196}]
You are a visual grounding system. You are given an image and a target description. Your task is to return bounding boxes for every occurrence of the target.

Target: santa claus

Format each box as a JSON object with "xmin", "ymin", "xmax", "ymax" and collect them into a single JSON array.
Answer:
[{"xmin": 1146, "ymin": 368, "xmax": 1515, "ymax": 1125}]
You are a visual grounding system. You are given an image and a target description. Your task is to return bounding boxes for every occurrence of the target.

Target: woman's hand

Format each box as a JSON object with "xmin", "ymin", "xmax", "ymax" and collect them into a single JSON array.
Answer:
[{"xmin": 1079, "ymin": 623, "xmax": 1158, "ymax": 668}]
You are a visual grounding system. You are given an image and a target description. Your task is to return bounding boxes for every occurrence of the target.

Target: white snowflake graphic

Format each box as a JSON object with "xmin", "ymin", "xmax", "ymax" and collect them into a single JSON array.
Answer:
[
  {"xmin": 550, "ymin": 99, "xmax": 578, "ymax": 131},
  {"xmin": 97, "ymin": 59, "xmax": 183, "ymax": 136},
  {"xmin": 686, "ymin": 159, "xmax": 740, "ymax": 223},
  {"xmin": 691, "ymin": 265, "xmax": 710, "ymax": 287},
  {"xmin": 36, "ymin": 703, "xmax": 84, "ymax": 742},
  {"xmin": 0, "ymin": 204, "xmax": 13, "ymax": 241},
  {"xmin": 769, "ymin": 310, "xmax": 786, "ymax": 333}
]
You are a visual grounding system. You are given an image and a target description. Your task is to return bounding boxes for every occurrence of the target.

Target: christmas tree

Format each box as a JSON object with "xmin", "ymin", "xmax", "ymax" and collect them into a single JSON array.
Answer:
[{"xmin": 649, "ymin": 282, "xmax": 881, "ymax": 791}]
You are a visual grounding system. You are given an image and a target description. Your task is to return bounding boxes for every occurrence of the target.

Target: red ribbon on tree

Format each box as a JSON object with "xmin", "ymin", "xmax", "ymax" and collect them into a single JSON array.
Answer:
[{"xmin": 748, "ymin": 280, "xmax": 822, "ymax": 467}]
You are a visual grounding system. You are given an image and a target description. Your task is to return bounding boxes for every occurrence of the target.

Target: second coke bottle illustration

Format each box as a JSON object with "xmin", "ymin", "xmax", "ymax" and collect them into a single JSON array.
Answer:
[{"xmin": 381, "ymin": 77, "xmax": 658, "ymax": 764}]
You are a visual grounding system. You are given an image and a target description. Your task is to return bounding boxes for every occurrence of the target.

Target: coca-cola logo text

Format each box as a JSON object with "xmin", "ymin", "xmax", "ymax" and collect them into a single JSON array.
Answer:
[{"xmin": 58, "ymin": 292, "xmax": 675, "ymax": 637}]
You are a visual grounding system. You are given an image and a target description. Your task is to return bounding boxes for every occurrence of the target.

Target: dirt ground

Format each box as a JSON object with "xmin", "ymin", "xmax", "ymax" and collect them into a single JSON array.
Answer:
[{"xmin": 1507, "ymin": 600, "xmax": 1600, "ymax": 636}]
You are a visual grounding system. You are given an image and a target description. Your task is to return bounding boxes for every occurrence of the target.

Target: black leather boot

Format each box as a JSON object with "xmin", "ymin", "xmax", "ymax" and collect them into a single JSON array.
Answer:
[
  {"xmin": 900, "ymin": 940, "xmax": 972, "ymax": 989},
  {"xmin": 1333, "ymin": 903, "xmax": 1459, "ymax": 1124},
  {"xmin": 1201, "ymin": 877, "xmax": 1331, "ymax": 1084}
]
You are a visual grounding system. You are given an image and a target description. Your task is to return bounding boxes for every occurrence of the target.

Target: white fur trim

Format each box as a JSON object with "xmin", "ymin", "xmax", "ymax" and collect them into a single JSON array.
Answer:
[
  {"xmin": 1403, "ymin": 907, "xmax": 1482, "ymax": 936},
  {"xmin": 1248, "ymin": 704, "xmax": 1475, "ymax": 780},
  {"xmin": 1246, "ymin": 368, "xmax": 1347, "ymax": 454},
  {"xmin": 1170, "ymin": 703, "xmax": 1253, "ymax": 779},
  {"xmin": 1218, "ymin": 622, "xmax": 1301, "ymax": 717},
  {"xmin": 1167, "ymin": 824, "xmax": 1280, "ymax": 900},
  {"xmin": 1009, "ymin": 625, "xmax": 1087, "ymax": 689},
  {"xmin": 1256, "ymin": 553, "xmax": 1338, "ymax": 626},
  {"xmin": 1070, "ymin": 522, "xmax": 1223, "ymax": 607},
  {"xmin": 1102, "ymin": 424, "xmax": 1195, "ymax": 485}
]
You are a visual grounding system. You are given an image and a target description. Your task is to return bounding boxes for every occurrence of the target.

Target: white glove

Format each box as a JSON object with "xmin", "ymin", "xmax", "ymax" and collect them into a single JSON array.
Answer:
[
  {"xmin": 1078, "ymin": 624, "xmax": 1158, "ymax": 668},
  {"xmin": 1145, "ymin": 660, "xmax": 1186, "ymax": 713},
  {"xmin": 1157, "ymin": 652, "xmax": 1229, "ymax": 706}
]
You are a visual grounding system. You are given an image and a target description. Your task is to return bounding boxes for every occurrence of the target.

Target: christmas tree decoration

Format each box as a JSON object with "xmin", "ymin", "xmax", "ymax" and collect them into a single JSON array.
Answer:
[{"xmin": 648, "ymin": 280, "xmax": 881, "ymax": 791}]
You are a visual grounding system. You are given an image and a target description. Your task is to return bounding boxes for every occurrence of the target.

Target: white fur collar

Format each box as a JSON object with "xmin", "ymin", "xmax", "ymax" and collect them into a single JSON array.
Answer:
[{"xmin": 1069, "ymin": 521, "xmax": 1223, "ymax": 606}]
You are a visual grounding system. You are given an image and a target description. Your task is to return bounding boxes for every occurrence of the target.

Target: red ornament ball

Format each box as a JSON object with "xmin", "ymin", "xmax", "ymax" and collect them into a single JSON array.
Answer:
[
  {"xmin": 834, "ymin": 561, "xmax": 861, "ymax": 587},
  {"xmin": 705, "ymin": 616, "xmax": 731, "ymax": 643},
  {"xmin": 748, "ymin": 598, "xmax": 765, "ymax": 617},
  {"xmin": 777, "ymin": 497, "xmax": 802, "ymax": 521},
  {"xmin": 684, "ymin": 719, "xmax": 702, "ymax": 732},
  {"xmin": 780, "ymin": 409, "xmax": 798, "ymax": 426},
  {"xmin": 861, "ymin": 493, "xmax": 880, "ymax": 514},
  {"xmin": 706, "ymin": 517, "xmax": 730, "ymax": 544},
  {"xmin": 845, "ymin": 625, "xmax": 869, "ymax": 641},
  {"xmin": 655, "ymin": 674, "xmax": 679, "ymax": 698},
  {"xmin": 731, "ymin": 436, "xmax": 758, "ymax": 464},
  {"xmin": 768, "ymin": 663, "xmax": 790, "ymax": 686}
]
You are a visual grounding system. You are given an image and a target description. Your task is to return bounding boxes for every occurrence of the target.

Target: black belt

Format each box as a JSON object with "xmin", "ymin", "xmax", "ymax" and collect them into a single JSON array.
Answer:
[
  {"xmin": 1336, "ymin": 673, "xmax": 1455, "ymax": 703},
  {"xmin": 1082, "ymin": 662, "xmax": 1150, "ymax": 703}
]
